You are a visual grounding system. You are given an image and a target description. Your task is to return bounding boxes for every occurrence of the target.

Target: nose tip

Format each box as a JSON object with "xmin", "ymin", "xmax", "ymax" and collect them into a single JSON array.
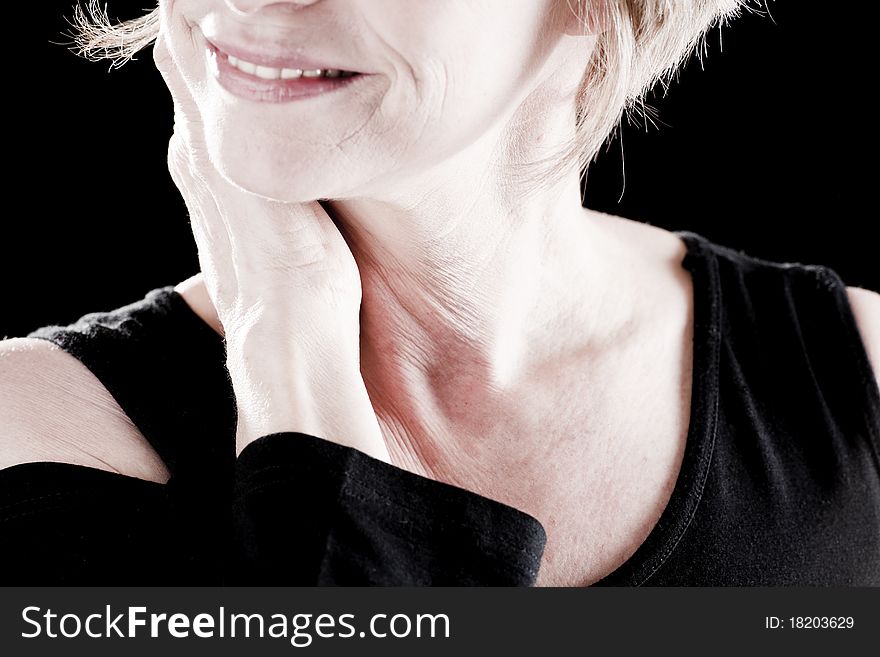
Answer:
[{"xmin": 224, "ymin": 0, "xmax": 321, "ymax": 15}]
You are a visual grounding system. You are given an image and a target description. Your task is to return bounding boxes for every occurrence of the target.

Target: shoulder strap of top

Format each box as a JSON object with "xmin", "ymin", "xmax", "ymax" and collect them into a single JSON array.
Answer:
[
  {"xmin": 25, "ymin": 287, "xmax": 237, "ymax": 493},
  {"xmin": 679, "ymin": 230, "xmax": 880, "ymax": 468},
  {"xmin": 808, "ymin": 265, "xmax": 880, "ymax": 446}
]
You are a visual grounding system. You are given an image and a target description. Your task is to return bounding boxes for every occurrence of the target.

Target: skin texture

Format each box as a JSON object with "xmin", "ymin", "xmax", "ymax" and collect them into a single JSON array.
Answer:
[{"xmin": 2, "ymin": 0, "xmax": 879, "ymax": 586}]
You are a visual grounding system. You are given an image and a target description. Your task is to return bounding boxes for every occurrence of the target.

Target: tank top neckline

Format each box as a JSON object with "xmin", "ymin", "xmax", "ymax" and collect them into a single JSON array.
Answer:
[
  {"xmin": 156, "ymin": 228, "xmax": 722, "ymax": 587},
  {"xmin": 588, "ymin": 229, "xmax": 721, "ymax": 585},
  {"xmin": 587, "ymin": 229, "xmax": 721, "ymax": 585}
]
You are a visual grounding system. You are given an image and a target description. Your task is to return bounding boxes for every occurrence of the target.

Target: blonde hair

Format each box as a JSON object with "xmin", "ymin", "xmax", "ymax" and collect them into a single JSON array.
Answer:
[{"xmin": 71, "ymin": 0, "xmax": 752, "ymax": 195}]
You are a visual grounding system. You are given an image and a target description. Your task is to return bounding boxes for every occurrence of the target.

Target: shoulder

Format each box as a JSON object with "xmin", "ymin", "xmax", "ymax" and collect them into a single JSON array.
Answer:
[
  {"xmin": 0, "ymin": 337, "xmax": 170, "ymax": 483},
  {"xmin": 681, "ymin": 230, "xmax": 880, "ymax": 393},
  {"xmin": 603, "ymin": 216, "xmax": 880, "ymax": 390},
  {"xmin": 173, "ymin": 273, "xmax": 224, "ymax": 338},
  {"xmin": 846, "ymin": 286, "xmax": 880, "ymax": 387}
]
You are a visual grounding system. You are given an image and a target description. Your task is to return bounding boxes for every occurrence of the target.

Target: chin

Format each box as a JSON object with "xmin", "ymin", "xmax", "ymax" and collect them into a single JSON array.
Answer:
[
  {"xmin": 207, "ymin": 125, "xmax": 358, "ymax": 203},
  {"xmin": 217, "ymin": 161, "xmax": 318, "ymax": 202}
]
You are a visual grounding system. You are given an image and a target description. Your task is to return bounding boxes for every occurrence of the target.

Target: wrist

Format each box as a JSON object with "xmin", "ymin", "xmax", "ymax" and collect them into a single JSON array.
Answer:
[
  {"xmin": 224, "ymin": 305, "xmax": 361, "ymax": 361},
  {"xmin": 226, "ymin": 343, "xmax": 385, "ymax": 460}
]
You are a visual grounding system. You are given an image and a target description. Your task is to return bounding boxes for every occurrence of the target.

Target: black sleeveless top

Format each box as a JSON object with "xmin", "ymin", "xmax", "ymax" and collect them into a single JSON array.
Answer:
[{"xmin": 2, "ymin": 230, "xmax": 879, "ymax": 585}]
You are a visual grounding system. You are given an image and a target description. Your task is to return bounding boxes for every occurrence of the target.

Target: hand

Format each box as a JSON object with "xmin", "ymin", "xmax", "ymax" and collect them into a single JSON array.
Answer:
[{"xmin": 153, "ymin": 30, "xmax": 390, "ymax": 463}]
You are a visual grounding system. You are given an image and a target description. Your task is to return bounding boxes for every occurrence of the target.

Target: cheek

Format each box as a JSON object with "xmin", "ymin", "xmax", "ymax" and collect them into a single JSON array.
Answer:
[{"xmin": 388, "ymin": 54, "xmax": 517, "ymax": 170}]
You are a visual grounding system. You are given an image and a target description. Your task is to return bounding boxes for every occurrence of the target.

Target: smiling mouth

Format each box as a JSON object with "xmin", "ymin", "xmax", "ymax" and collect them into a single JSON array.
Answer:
[
  {"xmin": 206, "ymin": 39, "xmax": 362, "ymax": 78},
  {"xmin": 221, "ymin": 51, "xmax": 359, "ymax": 80},
  {"xmin": 206, "ymin": 42, "xmax": 366, "ymax": 103}
]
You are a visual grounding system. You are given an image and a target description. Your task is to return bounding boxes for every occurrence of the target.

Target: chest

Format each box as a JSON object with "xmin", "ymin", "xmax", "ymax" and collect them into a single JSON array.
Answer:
[
  {"xmin": 530, "ymin": 419, "xmax": 688, "ymax": 587},
  {"xmin": 378, "ymin": 302, "xmax": 695, "ymax": 586},
  {"xmin": 384, "ymin": 370, "xmax": 691, "ymax": 588}
]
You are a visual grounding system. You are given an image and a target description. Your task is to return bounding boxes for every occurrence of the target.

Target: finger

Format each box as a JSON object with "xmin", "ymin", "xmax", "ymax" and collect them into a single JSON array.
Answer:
[
  {"xmin": 153, "ymin": 30, "xmax": 209, "ymax": 164},
  {"xmin": 154, "ymin": 26, "xmax": 233, "ymax": 266},
  {"xmin": 152, "ymin": 25, "xmax": 198, "ymax": 126},
  {"xmin": 167, "ymin": 131, "xmax": 236, "ymax": 306},
  {"xmin": 221, "ymin": 193, "xmax": 362, "ymax": 293},
  {"xmin": 167, "ymin": 135, "xmax": 224, "ymax": 249}
]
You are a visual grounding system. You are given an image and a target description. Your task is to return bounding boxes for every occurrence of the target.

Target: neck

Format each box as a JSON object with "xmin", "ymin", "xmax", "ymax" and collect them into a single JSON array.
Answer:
[{"xmin": 324, "ymin": 125, "xmax": 638, "ymax": 484}]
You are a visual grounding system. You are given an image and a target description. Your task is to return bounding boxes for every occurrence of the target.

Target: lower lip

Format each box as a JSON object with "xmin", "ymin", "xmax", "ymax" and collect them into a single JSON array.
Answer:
[{"xmin": 207, "ymin": 45, "xmax": 366, "ymax": 103}]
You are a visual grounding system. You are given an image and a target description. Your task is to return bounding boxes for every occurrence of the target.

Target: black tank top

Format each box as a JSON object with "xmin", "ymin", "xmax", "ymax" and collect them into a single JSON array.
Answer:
[{"xmin": 2, "ymin": 230, "xmax": 878, "ymax": 585}]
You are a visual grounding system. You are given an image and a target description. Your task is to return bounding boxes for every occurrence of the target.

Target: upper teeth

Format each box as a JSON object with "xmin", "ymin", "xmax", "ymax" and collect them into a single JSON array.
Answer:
[{"xmin": 226, "ymin": 54, "xmax": 352, "ymax": 79}]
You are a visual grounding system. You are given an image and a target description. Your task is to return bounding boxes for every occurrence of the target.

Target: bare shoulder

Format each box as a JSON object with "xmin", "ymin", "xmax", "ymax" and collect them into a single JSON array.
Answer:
[
  {"xmin": 846, "ymin": 286, "xmax": 880, "ymax": 384},
  {"xmin": 0, "ymin": 337, "xmax": 170, "ymax": 483},
  {"xmin": 587, "ymin": 211, "xmax": 880, "ymax": 385},
  {"xmin": 173, "ymin": 273, "xmax": 224, "ymax": 338},
  {"xmin": 585, "ymin": 209, "xmax": 689, "ymax": 265}
]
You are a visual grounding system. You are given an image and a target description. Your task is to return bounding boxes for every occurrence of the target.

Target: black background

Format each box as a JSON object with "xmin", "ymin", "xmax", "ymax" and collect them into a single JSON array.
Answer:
[{"xmin": 12, "ymin": 1, "xmax": 876, "ymax": 340}]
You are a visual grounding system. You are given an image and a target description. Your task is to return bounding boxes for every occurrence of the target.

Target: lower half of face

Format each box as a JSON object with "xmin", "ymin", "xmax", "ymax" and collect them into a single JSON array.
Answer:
[{"xmin": 164, "ymin": 0, "xmax": 562, "ymax": 202}]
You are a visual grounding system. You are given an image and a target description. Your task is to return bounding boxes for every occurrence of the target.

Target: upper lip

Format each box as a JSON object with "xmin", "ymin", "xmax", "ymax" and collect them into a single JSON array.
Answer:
[{"xmin": 206, "ymin": 37, "xmax": 362, "ymax": 73}]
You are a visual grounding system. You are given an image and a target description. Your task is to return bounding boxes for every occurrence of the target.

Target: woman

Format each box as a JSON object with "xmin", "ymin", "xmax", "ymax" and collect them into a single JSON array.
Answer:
[{"xmin": 2, "ymin": 0, "xmax": 878, "ymax": 586}]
